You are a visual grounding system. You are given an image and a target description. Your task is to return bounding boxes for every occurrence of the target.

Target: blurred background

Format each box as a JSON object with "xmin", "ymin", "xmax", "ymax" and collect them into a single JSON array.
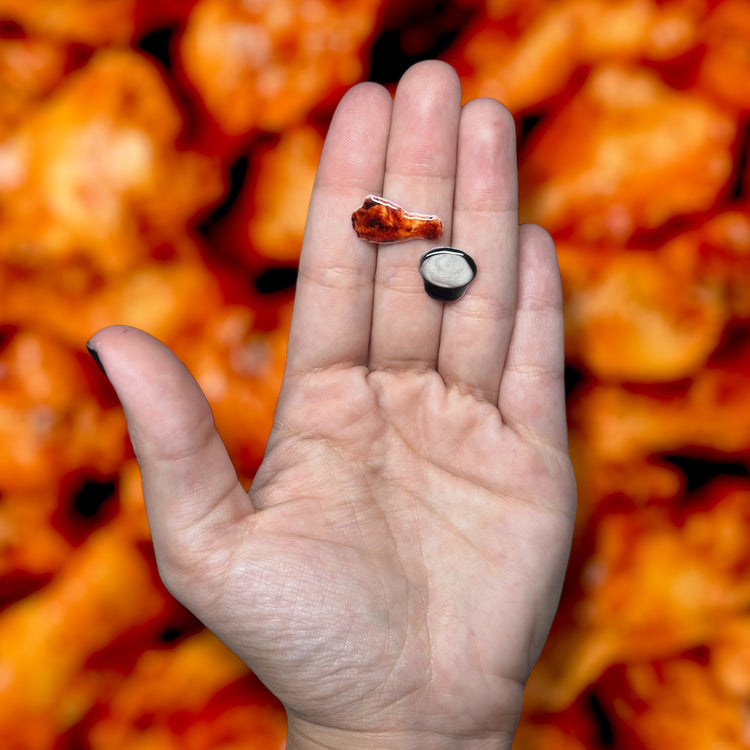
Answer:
[{"xmin": 0, "ymin": 0, "xmax": 749, "ymax": 747}]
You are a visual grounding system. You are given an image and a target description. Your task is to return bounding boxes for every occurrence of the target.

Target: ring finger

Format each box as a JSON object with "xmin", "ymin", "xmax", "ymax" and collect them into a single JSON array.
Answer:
[{"xmin": 437, "ymin": 97, "xmax": 519, "ymax": 403}]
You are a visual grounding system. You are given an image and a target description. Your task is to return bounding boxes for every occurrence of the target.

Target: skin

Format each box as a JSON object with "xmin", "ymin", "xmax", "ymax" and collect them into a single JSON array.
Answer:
[{"xmin": 88, "ymin": 61, "xmax": 577, "ymax": 749}]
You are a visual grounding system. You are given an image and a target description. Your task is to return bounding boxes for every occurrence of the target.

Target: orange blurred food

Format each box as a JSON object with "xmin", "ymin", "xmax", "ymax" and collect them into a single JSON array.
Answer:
[
  {"xmin": 1, "ymin": 0, "xmax": 749, "ymax": 747},
  {"xmin": 518, "ymin": 63, "xmax": 736, "ymax": 240},
  {"xmin": 0, "ymin": 49, "xmax": 223, "ymax": 274},
  {"xmin": 179, "ymin": 0, "xmax": 383, "ymax": 135}
]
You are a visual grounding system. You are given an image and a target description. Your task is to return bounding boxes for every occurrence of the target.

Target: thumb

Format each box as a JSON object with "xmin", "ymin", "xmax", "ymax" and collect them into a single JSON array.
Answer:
[{"xmin": 86, "ymin": 326, "xmax": 251, "ymax": 583}]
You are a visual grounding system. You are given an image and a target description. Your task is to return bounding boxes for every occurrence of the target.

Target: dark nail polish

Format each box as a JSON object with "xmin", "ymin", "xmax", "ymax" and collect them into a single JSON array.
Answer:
[{"xmin": 86, "ymin": 341, "xmax": 108, "ymax": 378}]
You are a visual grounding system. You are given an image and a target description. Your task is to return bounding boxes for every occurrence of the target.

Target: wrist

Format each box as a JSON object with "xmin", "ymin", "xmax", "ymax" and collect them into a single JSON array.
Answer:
[{"xmin": 285, "ymin": 717, "xmax": 517, "ymax": 750}]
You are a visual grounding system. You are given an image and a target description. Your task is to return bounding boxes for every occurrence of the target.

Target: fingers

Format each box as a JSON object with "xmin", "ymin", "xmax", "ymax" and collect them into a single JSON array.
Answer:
[
  {"xmin": 86, "ymin": 326, "xmax": 250, "ymax": 573},
  {"xmin": 369, "ymin": 61, "xmax": 462, "ymax": 371},
  {"xmin": 284, "ymin": 81, "xmax": 393, "ymax": 376},
  {"xmin": 497, "ymin": 225, "xmax": 568, "ymax": 451},
  {"xmin": 285, "ymin": 60, "xmax": 565, "ymax": 459},
  {"xmin": 437, "ymin": 98, "xmax": 519, "ymax": 402}
]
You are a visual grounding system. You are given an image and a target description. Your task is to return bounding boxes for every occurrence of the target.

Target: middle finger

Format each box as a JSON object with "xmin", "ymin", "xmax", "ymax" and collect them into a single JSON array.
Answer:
[{"xmin": 368, "ymin": 61, "xmax": 462, "ymax": 372}]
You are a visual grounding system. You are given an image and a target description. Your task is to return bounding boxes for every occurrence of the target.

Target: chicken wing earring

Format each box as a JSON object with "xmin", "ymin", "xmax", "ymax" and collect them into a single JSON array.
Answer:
[{"xmin": 351, "ymin": 195, "xmax": 443, "ymax": 243}]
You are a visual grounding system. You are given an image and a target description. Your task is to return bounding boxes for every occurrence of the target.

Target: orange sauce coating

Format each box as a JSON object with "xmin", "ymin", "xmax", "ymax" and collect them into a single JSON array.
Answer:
[{"xmin": 351, "ymin": 195, "xmax": 444, "ymax": 243}]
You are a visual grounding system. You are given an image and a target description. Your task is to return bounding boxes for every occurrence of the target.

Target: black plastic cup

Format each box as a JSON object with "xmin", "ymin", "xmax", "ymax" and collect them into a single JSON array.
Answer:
[{"xmin": 418, "ymin": 247, "xmax": 477, "ymax": 302}]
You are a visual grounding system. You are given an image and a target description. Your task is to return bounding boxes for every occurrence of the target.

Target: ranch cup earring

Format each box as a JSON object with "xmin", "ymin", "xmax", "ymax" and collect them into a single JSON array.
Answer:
[{"xmin": 418, "ymin": 247, "xmax": 477, "ymax": 302}]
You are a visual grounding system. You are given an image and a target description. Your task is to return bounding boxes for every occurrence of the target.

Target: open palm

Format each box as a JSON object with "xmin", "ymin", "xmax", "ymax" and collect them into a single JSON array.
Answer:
[{"xmin": 90, "ymin": 62, "xmax": 576, "ymax": 750}]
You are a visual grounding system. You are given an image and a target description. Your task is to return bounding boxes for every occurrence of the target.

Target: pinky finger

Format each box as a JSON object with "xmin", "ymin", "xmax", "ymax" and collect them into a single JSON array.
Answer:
[{"xmin": 498, "ymin": 224, "xmax": 568, "ymax": 451}]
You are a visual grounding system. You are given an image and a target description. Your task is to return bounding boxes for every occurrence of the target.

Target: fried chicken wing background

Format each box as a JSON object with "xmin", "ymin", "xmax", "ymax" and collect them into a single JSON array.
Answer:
[{"xmin": 0, "ymin": 0, "xmax": 748, "ymax": 747}]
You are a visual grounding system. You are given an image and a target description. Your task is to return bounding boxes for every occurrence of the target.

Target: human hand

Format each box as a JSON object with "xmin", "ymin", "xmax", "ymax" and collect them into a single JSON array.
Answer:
[{"xmin": 88, "ymin": 61, "xmax": 576, "ymax": 750}]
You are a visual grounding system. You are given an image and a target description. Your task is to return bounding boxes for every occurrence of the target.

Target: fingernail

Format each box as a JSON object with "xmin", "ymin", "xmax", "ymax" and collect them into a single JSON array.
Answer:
[{"xmin": 86, "ymin": 341, "xmax": 108, "ymax": 378}]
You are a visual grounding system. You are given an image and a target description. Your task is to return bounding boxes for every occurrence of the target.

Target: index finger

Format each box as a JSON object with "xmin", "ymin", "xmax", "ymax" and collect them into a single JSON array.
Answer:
[{"xmin": 284, "ymin": 82, "xmax": 393, "ymax": 376}]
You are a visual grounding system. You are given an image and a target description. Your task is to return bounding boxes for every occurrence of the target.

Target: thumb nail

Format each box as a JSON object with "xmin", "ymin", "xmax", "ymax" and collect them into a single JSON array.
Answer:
[{"xmin": 86, "ymin": 341, "xmax": 108, "ymax": 378}]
